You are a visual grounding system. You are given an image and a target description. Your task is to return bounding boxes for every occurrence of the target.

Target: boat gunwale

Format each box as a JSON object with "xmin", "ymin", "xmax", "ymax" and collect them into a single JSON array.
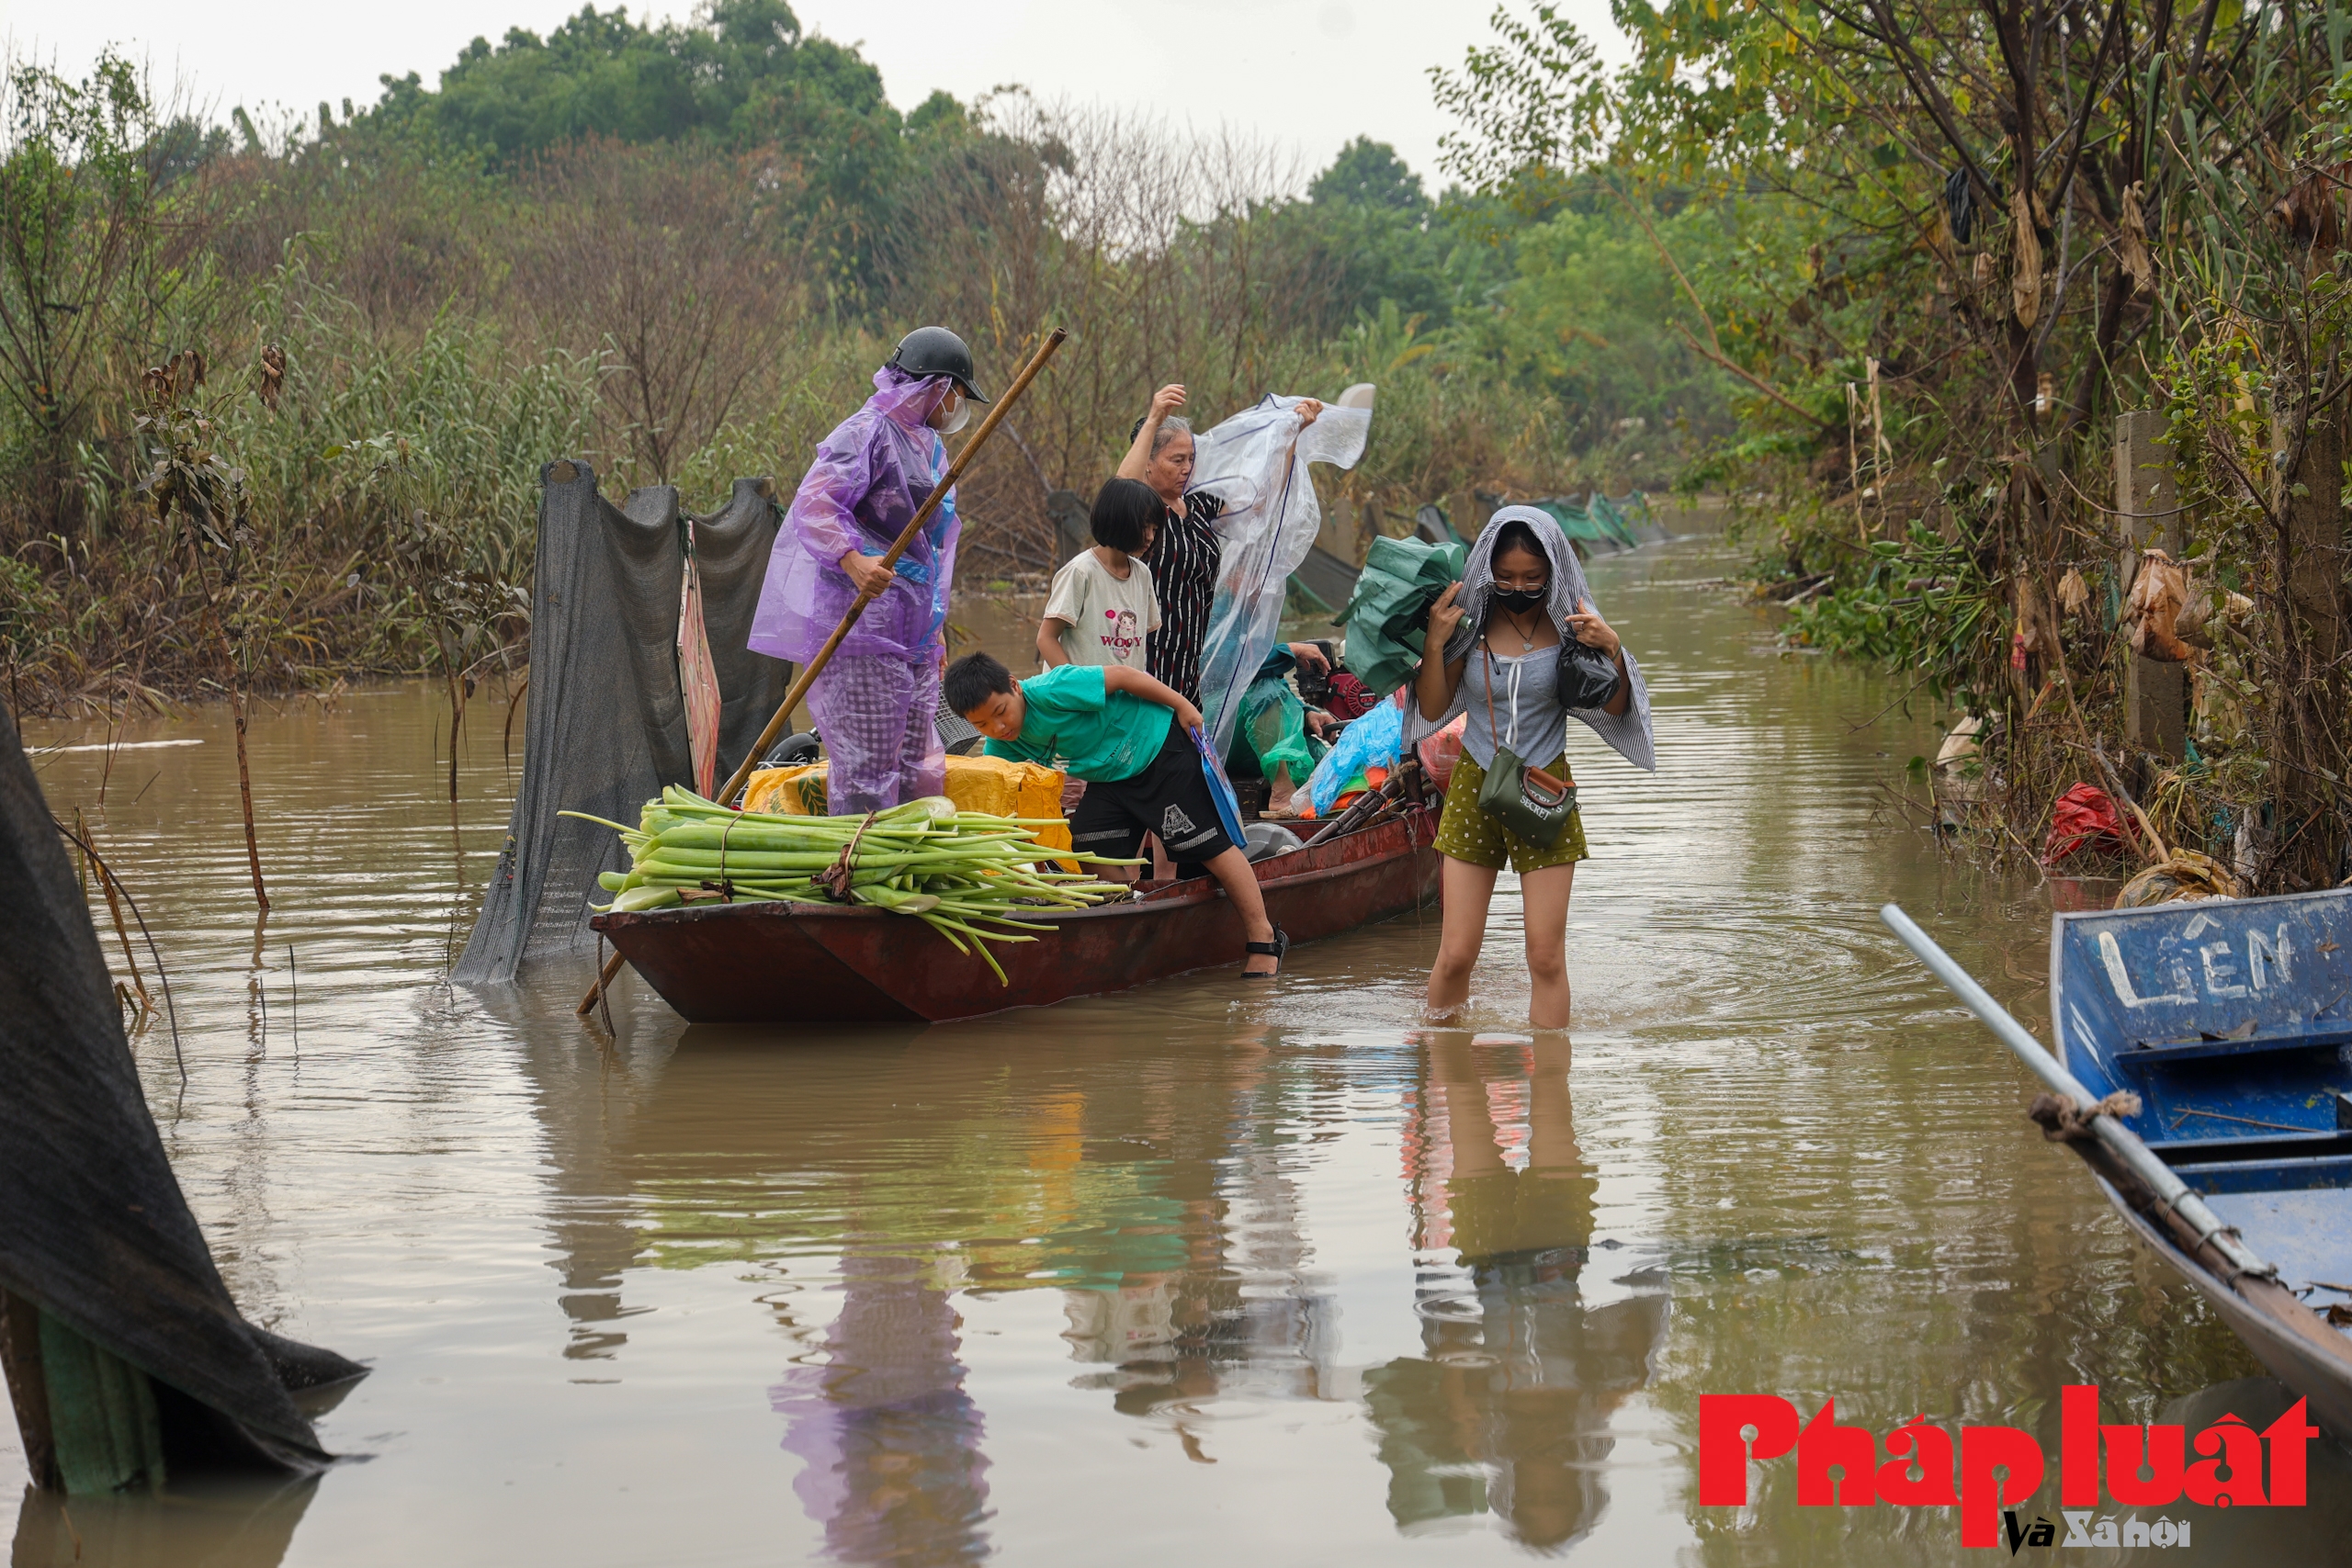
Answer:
[
  {"xmin": 2114, "ymin": 1030, "xmax": 2352, "ymax": 1065},
  {"xmin": 2098, "ymin": 1176, "xmax": 2352, "ymax": 1439},
  {"xmin": 592, "ymin": 805, "xmax": 1435, "ymax": 936}
]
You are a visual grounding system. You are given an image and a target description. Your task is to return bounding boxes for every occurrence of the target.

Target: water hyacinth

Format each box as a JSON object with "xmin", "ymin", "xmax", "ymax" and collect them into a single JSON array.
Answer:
[{"xmin": 564, "ymin": 786, "xmax": 1137, "ymax": 984}]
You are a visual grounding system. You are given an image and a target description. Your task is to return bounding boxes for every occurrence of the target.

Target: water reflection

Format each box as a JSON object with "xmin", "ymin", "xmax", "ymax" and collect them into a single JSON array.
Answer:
[
  {"xmin": 10, "ymin": 1477, "xmax": 318, "ymax": 1568},
  {"xmin": 771, "ymin": 1253, "xmax": 991, "ymax": 1566},
  {"xmin": 606, "ymin": 1026, "xmax": 1671, "ymax": 1559},
  {"xmin": 507, "ymin": 1013, "xmax": 667, "ymax": 1365},
  {"xmin": 612, "ymin": 1030, "xmax": 996, "ymax": 1562},
  {"xmin": 1368, "ymin": 1034, "xmax": 1663, "ymax": 1551},
  {"xmin": 610, "ymin": 1028, "xmax": 1358, "ymax": 1555},
  {"xmin": 21, "ymin": 539, "xmax": 2347, "ymax": 1565},
  {"xmin": 1050, "ymin": 1031, "xmax": 1334, "ymax": 1447}
]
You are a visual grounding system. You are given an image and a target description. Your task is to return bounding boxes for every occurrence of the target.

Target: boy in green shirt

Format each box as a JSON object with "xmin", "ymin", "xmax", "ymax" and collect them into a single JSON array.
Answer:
[{"xmin": 944, "ymin": 653, "xmax": 1287, "ymax": 978}]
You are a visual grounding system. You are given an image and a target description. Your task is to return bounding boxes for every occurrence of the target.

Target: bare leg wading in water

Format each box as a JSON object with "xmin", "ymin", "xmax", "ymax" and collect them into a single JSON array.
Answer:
[{"xmin": 1427, "ymin": 859, "xmax": 1576, "ymax": 1029}]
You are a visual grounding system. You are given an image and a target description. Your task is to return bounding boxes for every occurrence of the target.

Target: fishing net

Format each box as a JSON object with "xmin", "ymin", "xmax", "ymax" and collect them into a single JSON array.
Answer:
[
  {"xmin": 0, "ymin": 703, "xmax": 365, "ymax": 1484},
  {"xmin": 454, "ymin": 463, "xmax": 789, "ymax": 984}
]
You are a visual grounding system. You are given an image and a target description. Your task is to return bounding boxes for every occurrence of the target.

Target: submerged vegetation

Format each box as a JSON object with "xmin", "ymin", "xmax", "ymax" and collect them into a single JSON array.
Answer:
[
  {"xmin": 0, "ymin": 1, "xmax": 1736, "ymax": 717},
  {"xmin": 1430, "ymin": 0, "xmax": 2352, "ymax": 891}
]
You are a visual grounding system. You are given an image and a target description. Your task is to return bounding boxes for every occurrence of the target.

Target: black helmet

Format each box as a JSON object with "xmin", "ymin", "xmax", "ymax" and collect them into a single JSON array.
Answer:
[{"xmin": 887, "ymin": 326, "xmax": 989, "ymax": 402}]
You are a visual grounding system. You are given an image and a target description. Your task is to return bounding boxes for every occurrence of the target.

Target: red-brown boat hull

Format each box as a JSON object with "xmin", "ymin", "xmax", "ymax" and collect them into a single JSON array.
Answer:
[{"xmin": 591, "ymin": 806, "xmax": 1442, "ymax": 1023}]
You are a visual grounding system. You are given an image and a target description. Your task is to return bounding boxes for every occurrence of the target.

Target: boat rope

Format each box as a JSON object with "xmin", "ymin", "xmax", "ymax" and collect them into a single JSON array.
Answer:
[
  {"xmin": 1886, "ymin": 903, "xmax": 2281, "ymax": 1285},
  {"xmin": 2026, "ymin": 1090, "xmax": 2143, "ymax": 1141},
  {"xmin": 817, "ymin": 811, "xmax": 880, "ymax": 902},
  {"xmin": 2027, "ymin": 1091, "xmax": 2271, "ymax": 1276}
]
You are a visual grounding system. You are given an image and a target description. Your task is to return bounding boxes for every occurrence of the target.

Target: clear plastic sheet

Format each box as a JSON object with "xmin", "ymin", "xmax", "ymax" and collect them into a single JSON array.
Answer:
[{"xmin": 1188, "ymin": 394, "xmax": 1372, "ymax": 753}]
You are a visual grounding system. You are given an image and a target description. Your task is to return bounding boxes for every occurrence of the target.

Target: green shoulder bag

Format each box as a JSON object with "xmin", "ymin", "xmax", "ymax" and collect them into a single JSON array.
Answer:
[{"xmin": 1473, "ymin": 642, "xmax": 1578, "ymax": 847}]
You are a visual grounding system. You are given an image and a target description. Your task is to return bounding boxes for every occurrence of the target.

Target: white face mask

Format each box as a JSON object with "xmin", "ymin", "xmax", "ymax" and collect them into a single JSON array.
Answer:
[{"xmin": 937, "ymin": 400, "xmax": 972, "ymax": 434}]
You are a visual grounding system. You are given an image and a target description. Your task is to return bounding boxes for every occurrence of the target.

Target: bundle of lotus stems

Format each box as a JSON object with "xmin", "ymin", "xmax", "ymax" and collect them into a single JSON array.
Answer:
[{"xmin": 567, "ymin": 787, "xmax": 1133, "ymax": 983}]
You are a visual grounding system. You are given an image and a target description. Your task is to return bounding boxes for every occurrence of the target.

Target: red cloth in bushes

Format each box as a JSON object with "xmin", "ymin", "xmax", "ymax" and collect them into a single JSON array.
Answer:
[{"xmin": 2043, "ymin": 783, "xmax": 2135, "ymax": 862}]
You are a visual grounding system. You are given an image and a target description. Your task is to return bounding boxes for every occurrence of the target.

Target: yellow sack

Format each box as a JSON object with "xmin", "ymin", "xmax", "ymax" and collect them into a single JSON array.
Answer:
[
  {"xmin": 740, "ymin": 754, "xmax": 1072, "ymax": 867},
  {"xmin": 946, "ymin": 754, "xmax": 1072, "ymax": 867},
  {"xmin": 741, "ymin": 764, "xmax": 826, "ymax": 816}
]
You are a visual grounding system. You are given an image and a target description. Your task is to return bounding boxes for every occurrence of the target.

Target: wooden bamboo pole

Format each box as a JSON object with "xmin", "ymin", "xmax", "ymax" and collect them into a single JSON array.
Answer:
[{"xmin": 577, "ymin": 948, "xmax": 625, "ymax": 1017}]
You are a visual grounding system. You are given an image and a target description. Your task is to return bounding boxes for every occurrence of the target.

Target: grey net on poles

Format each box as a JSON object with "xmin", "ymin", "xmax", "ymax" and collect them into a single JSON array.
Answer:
[{"xmin": 454, "ymin": 461, "xmax": 789, "ymax": 984}]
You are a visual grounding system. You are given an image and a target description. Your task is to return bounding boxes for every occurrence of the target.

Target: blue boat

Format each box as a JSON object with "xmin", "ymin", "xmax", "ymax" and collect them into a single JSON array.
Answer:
[{"xmin": 1886, "ymin": 894, "xmax": 2352, "ymax": 1438}]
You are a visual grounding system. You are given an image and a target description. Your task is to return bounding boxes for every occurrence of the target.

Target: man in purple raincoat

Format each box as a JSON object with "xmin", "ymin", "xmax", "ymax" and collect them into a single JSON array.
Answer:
[{"xmin": 748, "ymin": 328, "xmax": 987, "ymax": 813}]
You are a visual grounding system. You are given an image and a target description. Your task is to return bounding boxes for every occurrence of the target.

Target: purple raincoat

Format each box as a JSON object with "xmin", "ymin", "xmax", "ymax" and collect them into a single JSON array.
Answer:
[{"xmin": 748, "ymin": 367, "xmax": 963, "ymax": 665}]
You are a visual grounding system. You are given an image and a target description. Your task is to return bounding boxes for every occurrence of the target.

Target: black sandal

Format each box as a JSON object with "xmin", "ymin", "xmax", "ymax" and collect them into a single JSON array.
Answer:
[{"xmin": 1243, "ymin": 925, "xmax": 1289, "ymax": 979}]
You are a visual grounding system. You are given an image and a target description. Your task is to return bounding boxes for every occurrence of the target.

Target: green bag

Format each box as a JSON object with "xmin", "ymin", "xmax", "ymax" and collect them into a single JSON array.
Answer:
[
  {"xmin": 1472, "ymin": 645, "xmax": 1578, "ymax": 847},
  {"xmin": 1335, "ymin": 535, "xmax": 1469, "ymax": 697}
]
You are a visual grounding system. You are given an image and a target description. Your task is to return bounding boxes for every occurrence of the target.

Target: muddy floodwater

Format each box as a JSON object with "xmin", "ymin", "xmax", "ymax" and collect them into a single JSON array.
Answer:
[{"xmin": 13, "ymin": 532, "xmax": 2352, "ymax": 1565}]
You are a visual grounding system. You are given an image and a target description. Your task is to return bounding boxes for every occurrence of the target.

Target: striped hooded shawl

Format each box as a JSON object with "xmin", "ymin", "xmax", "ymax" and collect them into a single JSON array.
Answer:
[{"xmin": 1401, "ymin": 504, "xmax": 1657, "ymax": 773}]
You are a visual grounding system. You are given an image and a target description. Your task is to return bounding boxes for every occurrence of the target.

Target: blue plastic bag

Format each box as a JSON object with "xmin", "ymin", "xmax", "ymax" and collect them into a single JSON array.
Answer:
[
  {"xmin": 1190, "ymin": 724, "xmax": 1248, "ymax": 848},
  {"xmin": 1306, "ymin": 696, "xmax": 1404, "ymax": 816}
]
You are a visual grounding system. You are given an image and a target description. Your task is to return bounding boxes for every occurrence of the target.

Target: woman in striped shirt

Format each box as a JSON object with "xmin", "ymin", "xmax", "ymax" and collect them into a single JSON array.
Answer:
[{"xmin": 1120, "ymin": 383, "xmax": 1328, "ymax": 705}]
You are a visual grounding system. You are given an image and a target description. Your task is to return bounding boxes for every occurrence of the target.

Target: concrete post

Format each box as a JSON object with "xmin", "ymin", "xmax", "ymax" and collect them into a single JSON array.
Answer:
[
  {"xmin": 1368, "ymin": 497, "xmax": 1415, "ymax": 541},
  {"xmin": 1447, "ymin": 490, "xmax": 1498, "ymax": 542},
  {"xmin": 1046, "ymin": 488, "xmax": 1088, "ymax": 565},
  {"xmin": 2125, "ymin": 656, "xmax": 2186, "ymax": 761},
  {"xmin": 2114, "ymin": 410, "xmax": 2181, "ymax": 554},
  {"xmin": 2118, "ymin": 412, "xmax": 2186, "ymax": 760},
  {"xmin": 2273, "ymin": 391, "xmax": 2346, "ymax": 882},
  {"xmin": 2280, "ymin": 403, "xmax": 2345, "ymax": 683},
  {"xmin": 1316, "ymin": 492, "xmax": 1365, "ymax": 564}
]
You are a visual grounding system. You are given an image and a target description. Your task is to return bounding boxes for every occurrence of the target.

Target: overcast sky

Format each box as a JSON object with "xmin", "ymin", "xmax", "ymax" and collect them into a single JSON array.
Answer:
[{"xmin": 3, "ymin": 0, "xmax": 1626, "ymax": 186}]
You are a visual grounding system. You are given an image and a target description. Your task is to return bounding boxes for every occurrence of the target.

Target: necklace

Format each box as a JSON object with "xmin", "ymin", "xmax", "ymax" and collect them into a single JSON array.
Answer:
[{"xmin": 1498, "ymin": 606, "xmax": 1541, "ymax": 652}]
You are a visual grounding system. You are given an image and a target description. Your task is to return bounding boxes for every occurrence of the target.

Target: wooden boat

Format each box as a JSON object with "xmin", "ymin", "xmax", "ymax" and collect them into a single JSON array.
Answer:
[
  {"xmin": 1888, "ymin": 893, "xmax": 2352, "ymax": 1438},
  {"xmin": 2052, "ymin": 889, "xmax": 2352, "ymax": 1435},
  {"xmin": 593, "ymin": 802, "xmax": 1442, "ymax": 1024}
]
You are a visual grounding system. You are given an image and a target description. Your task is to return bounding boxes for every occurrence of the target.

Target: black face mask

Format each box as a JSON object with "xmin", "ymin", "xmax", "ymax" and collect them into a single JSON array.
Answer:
[{"xmin": 1491, "ymin": 585, "xmax": 1547, "ymax": 615}]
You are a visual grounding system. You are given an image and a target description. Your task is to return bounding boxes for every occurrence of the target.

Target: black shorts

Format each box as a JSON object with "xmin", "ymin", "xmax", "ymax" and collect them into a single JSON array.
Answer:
[{"xmin": 1069, "ymin": 724, "xmax": 1237, "ymax": 871}]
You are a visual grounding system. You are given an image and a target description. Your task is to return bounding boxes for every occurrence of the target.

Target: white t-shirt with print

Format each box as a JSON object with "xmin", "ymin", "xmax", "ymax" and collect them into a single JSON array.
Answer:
[{"xmin": 1044, "ymin": 549, "xmax": 1161, "ymax": 669}]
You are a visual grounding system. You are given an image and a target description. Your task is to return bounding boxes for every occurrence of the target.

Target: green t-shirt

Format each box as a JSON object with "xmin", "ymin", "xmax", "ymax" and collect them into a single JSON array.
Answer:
[{"xmin": 983, "ymin": 663, "xmax": 1175, "ymax": 782}]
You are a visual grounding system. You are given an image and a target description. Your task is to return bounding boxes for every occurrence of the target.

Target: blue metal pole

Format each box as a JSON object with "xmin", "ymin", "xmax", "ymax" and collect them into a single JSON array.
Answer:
[{"xmin": 1879, "ymin": 901, "xmax": 2276, "ymax": 1281}]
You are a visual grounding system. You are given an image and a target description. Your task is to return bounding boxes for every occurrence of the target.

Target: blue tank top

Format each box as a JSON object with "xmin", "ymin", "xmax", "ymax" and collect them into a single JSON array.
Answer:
[{"xmin": 1461, "ymin": 641, "xmax": 1568, "ymax": 768}]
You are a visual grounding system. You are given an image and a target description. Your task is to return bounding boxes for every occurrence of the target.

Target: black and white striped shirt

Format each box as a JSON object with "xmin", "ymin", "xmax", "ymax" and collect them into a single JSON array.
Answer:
[{"xmin": 1141, "ymin": 491, "xmax": 1225, "ymax": 705}]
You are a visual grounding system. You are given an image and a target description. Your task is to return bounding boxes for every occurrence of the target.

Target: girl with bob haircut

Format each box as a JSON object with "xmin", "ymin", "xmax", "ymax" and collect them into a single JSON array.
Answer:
[
  {"xmin": 1086, "ymin": 476, "xmax": 1159, "ymax": 554},
  {"xmin": 1037, "ymin": 478, "xmax": 1163, "ymax": 671},
  {"xmin": 1407, "ymin": 506, "xmax": 1656, "ymax": 1029}
]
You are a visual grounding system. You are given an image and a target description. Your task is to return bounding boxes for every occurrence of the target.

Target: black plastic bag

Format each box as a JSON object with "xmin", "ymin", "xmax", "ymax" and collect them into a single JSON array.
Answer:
[{"xmin": 1557, "ymin": 639, "xmax": 1622, "ymax": 710}]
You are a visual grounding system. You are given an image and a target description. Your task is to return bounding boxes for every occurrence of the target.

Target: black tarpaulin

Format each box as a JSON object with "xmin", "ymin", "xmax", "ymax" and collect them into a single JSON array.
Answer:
[
  {"xmin": 0, "ymin": 702, "xmax": 365, "ymax": 1488},
  {"xmin": 454, "ymin": 461, "xmax": 788, "ymax": 983}
]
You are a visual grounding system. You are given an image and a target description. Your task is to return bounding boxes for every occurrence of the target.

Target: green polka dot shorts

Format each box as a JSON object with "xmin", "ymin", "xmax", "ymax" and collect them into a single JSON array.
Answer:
[{"xmin": 1433, "ymin": 750, "xmax": 1589, "ymax": 874}]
